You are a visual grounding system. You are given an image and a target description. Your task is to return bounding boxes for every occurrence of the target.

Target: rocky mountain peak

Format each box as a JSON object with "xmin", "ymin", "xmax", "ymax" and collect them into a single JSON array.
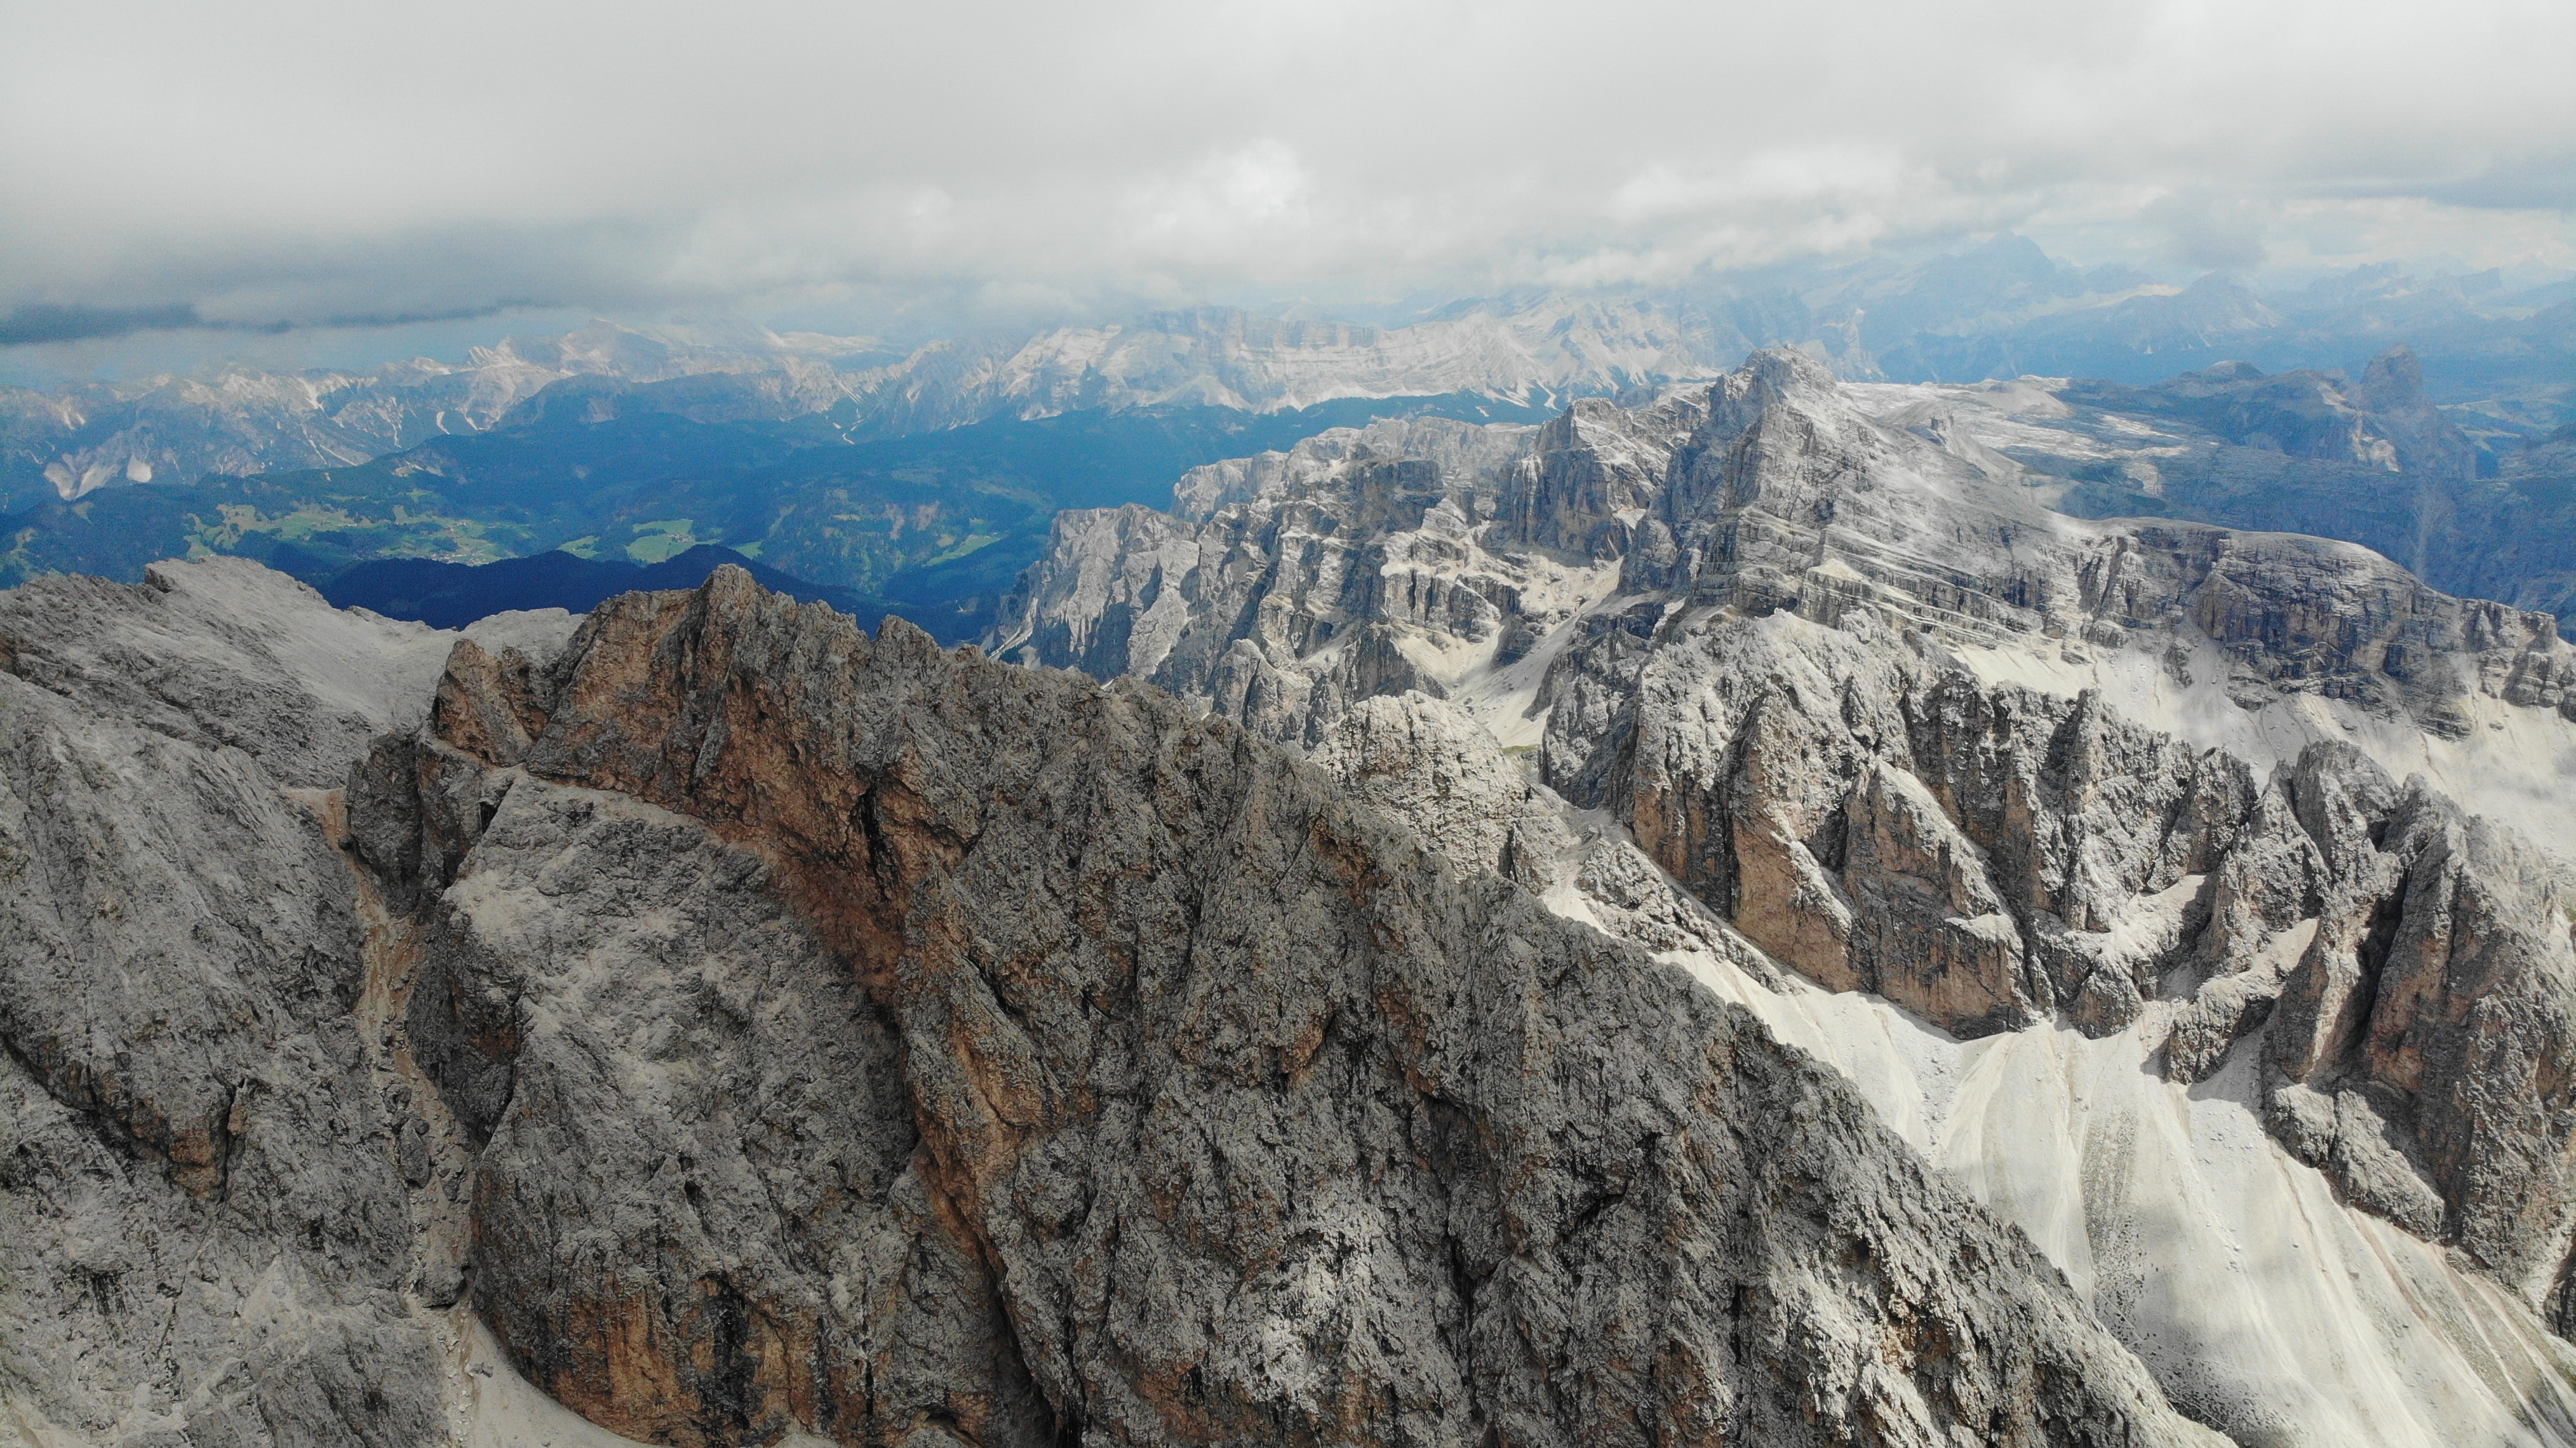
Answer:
[
  {"xmin": 10, "ymin": 518, "xmax": 2576, "ymax": 1445},
  {"xmin": 0, "ymin": 557, "xmax": 2202, "ymax": 1448},
  {"xmin": 2356, "ymin": 342, "xmax": 2427, "ymax": 407},
  {"xmin": 986, "ymin": 344, "xmax": 2576, "ymax": 1442}
]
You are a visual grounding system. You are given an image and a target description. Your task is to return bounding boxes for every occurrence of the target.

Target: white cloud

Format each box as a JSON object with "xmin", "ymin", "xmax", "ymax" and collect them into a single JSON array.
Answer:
[{"xmin": 1, "ymin": 0, "xmax": 2569, "ymax": 332}]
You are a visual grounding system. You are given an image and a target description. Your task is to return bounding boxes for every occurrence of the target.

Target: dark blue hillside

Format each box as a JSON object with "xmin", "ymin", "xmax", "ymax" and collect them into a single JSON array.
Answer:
[{"xmin": 325, "ymin": 544, "xmax": 868, "ymax": 631}]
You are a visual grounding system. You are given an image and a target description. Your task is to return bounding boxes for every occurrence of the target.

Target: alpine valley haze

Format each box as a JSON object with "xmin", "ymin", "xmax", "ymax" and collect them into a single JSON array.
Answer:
[{"xmin": 5, "ymin": 3, "xmax": 2576, "ymax": 1447}]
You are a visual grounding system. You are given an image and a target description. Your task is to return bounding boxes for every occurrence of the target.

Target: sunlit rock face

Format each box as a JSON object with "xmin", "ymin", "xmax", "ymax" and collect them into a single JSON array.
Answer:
[
  {"xmin": 1000, "ymin": 347, "xmax": 2576, "ymax": 1445},
  {"xmin": 3, "ymin": 558, "xmax": 2229, "ymax": 1447},
  {"xmin": 6, "ymin": 347, "xmax": 2576, "ymax": 1448}
]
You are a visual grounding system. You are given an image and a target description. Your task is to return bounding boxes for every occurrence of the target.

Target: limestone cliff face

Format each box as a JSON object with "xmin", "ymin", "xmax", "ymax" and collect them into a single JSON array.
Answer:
[
  {"xmin": 989, "ymin": 348, "xmax": 2576, "ymax": 1384},
  {"xmin": 996, "ymin": 352, "xmax": 2576, "ymax": 765},
  {"xmin": 0, "ymin": 561, "xmax": 570, "ymax": 1447},
  {"xmin": 1541, "ymin": 606, "xmax": 2576, "ymax": 1305},
  {"xmin": 356, "ymin": 567, "xmax": 2222, "ymax": 1448}
]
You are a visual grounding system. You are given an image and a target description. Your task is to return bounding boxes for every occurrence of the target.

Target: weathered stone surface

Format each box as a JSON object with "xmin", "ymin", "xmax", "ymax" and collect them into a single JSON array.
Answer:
[
  {"xmin": 0, "ymin": 610, "xmax": 442, "ymax": 1445},
  {"xmin": 399, "ymin": 777, "xmax": 1045, "ymax": 1448},
  {"xmin": 2260, "ymin": 774, "xmax": 2576, "ymax": 1311},
  {"xmin": 991, "ymin": 346, "xmax": 2576, "ymax": 1353},
  {"xmin": 376, "ymin": 566, "xmax": 2223, "ymax": 1448},
  {"xmin": 1304, "ymin": 688, "xmax": 1783, "ymax": 986},
  {"xmin": 1309, "ymin": 692, "xmax": 1550, "ymax": 876},
  {"xmin": 0, "ymin": 554, "xmax": 577, "ymax": 787},
  {"xmin": 993, "ymin": 422, "xmax": 1616, "ymax": 749}
]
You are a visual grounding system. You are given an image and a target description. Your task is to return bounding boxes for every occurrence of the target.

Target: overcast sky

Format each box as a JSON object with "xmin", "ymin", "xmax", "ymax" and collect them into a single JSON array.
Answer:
[{"xmin": 4, "ymin": 0, "xmax": 2572, "ymax": 356}]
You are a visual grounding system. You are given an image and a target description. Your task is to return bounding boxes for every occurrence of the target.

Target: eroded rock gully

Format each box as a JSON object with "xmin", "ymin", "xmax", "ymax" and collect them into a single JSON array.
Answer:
[
  {"xmin": 1544, "ymin": 607, "xmax": 2576, "ymax": 1311},
  {"xmin": 4, "ymin": 528, "xmax": 2573, "ymax": 1446},
  {"xmin": 344, "ymin": 566, "xmax": 2224, "ymax": 1447},
  {"xmin": 993, "ymin": 347, "xmax": 2576, "ymax": 1344}
]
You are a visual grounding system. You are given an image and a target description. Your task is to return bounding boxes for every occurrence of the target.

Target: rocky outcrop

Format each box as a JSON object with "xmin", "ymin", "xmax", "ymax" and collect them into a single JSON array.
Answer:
[
  {"xmin": 404, "ymin": 771, "xmax": 1041, "ymax": 1447},
  {"xmin": 0, "ymin": 559, "xmax": 581, "ymax": 1446},
  {"xmin": 996, "ymin": 431, "xmax": 1565, "ymax": 748},
  {"xmin": 353, "ymin": 566, "xmax": 2224, "ymax": 1448},
  {"xmin": 1305, "ymin": 691, "xmax": 1782, "ymax": 986},
  {"xmin": 1307, "ymin": 692, "xmax": 1564, "ymax": 884},
  {"xmin": 990, "ymin": 347, "xmax": 2576, "ymax": 1360},
  {"xmin": 2255, "ymin": 756, "xmax": 2576, "ymax": 1313},
  {"xmin": 999, "ymin": 351, "xmax": 2576, "ymax": 760},
  {"xmin": 0, "ymin": 555, "xmax": 578, "ymax": 784},
  {"xmin": 0, "ymin": 670, "xmax": 446, "ymax": 1445},
  {"xmin": 0, "ymin": 566, "xmax": 456, "ymax": 1445}
]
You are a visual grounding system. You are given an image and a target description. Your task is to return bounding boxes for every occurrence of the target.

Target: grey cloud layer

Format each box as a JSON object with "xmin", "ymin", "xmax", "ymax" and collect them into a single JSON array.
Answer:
[{"xmin": 3, "ymin": 0, "xmax": 2569, "ymax": 328}]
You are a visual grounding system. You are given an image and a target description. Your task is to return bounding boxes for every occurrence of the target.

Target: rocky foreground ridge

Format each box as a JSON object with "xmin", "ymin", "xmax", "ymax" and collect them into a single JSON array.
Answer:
[
  {"xmin": 1, "ymin": 557, "xmax": 2237, "ymax": 1446},
  {"xmin": 8, "ymin": 338, "xmax": 2576, "ymax": 1445},
  {"xmin": 994, "ymin": 350, "xmax": 2576, "ymax": 1442}
]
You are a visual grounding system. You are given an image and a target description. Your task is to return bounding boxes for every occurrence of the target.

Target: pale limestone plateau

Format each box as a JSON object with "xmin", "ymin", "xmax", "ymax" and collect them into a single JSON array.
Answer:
[{"xmin": 994, "ymin": 350, "xmax": 2576, "ymax": 1445}]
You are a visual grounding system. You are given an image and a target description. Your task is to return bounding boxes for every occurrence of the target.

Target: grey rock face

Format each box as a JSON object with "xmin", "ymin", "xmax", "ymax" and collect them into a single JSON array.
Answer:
[
  {"xmin": 995, "ymin": 433, "xmax": 1548, "ymax": 748},
  {"xmin": 0, "ymin": 575, "xmax": 444, "ymax": 1444},
  {"xmin": 989, "ymin": 347, "xmax": 2576, "ymax": 1351},
  {"xmin": 1564, "ymin": 606, "xmax": 2576, "ymax": 1306},
  {"xmin": 398, "ymin": 771, "xmax": 1043, "ymax": 1447},
  {"xmin": 2258, "ymin": 766, "xmax": 2576, "ymax": 1312},
  {"xmin": 1308, "ymin": 692, "xmax": 1561, "ymax": 881},
  {"xmin": 356, "ymin": 566, "xmax": 2224, "ymax": 1448},
  {"xmin": 1174, "ymin": 416, "xmax": 1534, "ymax": 521},
  {"xmin": 1305, "ymin": 689, "xmax": 1782, "ymax": 986},
  {"xmin": 1546, "ymin": 612, "xmax": 2263, "ymax": 1042},
  {"xmin": 1000, "ymin": 351, "xmax": 2576, "ymax": 760},
  {"xmin": 0, "ymin": 557, "xmax": 454, "ymax": 787},
  {"xmin": 0, "ymin": 560, "xmax": 589, "ymax": 1446}
]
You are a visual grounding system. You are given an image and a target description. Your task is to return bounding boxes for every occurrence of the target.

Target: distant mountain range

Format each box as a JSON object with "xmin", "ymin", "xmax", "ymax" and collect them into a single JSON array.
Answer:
[
  {"xmin": 1, "ymin": 236, "xmax": 2566, "ymax": 641},
  {"xmin": 1860, "ymin": 345, "xmax": 2576, "ymax": 635},
  {"xmin": 8, "ymin": 238, "xmax": 2566, "ymax": 518}
]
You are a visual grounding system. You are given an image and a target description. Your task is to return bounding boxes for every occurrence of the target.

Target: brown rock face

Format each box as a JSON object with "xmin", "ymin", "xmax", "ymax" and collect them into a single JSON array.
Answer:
[{"xmin": 364, "ymin": 566, "xmax": 2224, "ymax": 1448}]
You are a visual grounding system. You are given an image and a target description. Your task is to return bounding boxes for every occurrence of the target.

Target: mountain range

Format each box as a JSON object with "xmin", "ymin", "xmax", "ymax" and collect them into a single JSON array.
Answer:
[
  {"xmin": 7, "ymin": 238, "xmax": 2568, "ymax": 514},
  {"xmin": 988, "ymin": 347, "xmax": 2576, "ymax": 1444},
  {"xmin": 3, "ymin": 238, "xmax": 2565, "ymax": 655},
  {"xmin": 8, "ymin": 345, "xmax": 2576, "ymax": 1444}
]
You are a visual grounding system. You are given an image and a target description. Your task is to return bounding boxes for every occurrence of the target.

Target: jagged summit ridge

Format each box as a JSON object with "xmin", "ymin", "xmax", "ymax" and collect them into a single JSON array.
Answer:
[
  {"xmin": 0, "ymin": 558, "xmax": 2231, "ymax": 1447},
  {"xmin": 991, "ymin": 347, "xmax": 2576, "ymax": 1444},
  {"xmin": 994, "ymin": 348, "xmax": 2576, "ymax": 776}
]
